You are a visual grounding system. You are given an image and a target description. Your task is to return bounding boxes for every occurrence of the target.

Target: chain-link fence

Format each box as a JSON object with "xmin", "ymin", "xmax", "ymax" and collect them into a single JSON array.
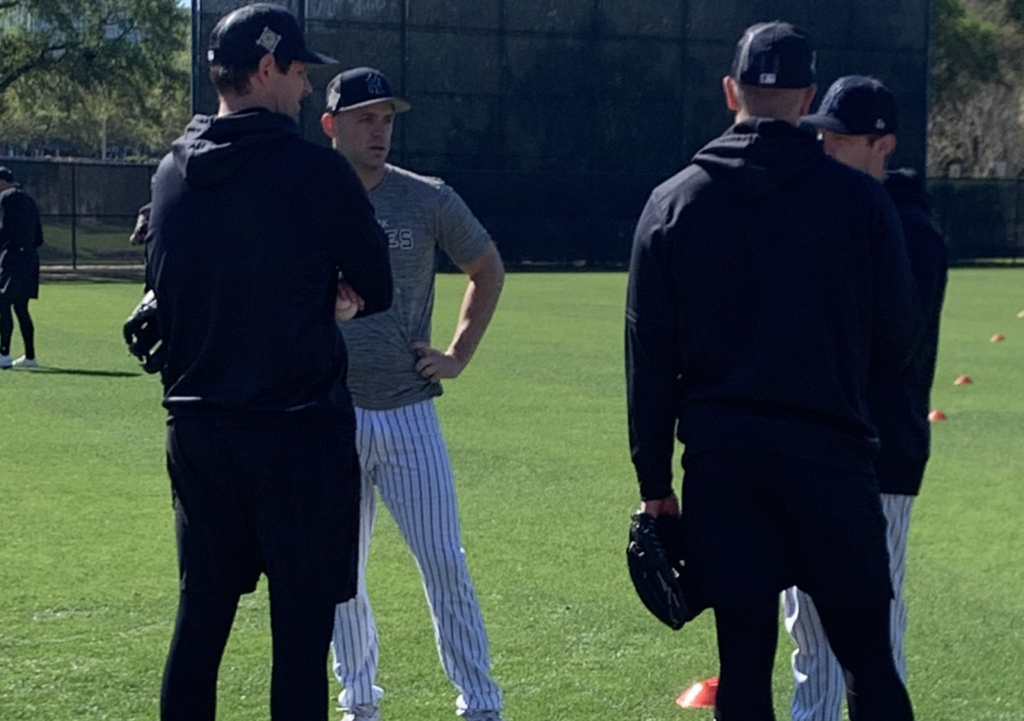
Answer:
[
  {"xmin": 8, "ymin": 158, "xmax": 1022, "ymax": 268},
  {"xmin": 929, "ymin": 179, "xmax": 1024, "ymax": 263},
  {"xmin": 1, "ymin": 159, "xmax": 153, "ymax": 268}
]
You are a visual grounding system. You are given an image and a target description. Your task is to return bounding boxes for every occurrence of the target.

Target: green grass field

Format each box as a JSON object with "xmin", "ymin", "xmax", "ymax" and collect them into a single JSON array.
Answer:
[
  {"xmin": 1, "ymin": 270, "xmax": 1022, "ymax": 721},
  {"xmin": 39, "ymin": 219, "xmax": 146, "ymax": 266}
]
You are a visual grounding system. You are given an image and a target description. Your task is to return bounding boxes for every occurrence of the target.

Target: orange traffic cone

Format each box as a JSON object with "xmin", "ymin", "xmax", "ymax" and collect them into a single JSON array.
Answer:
[
  {"xmin": 953, "ymin": 374, "xmax": 973, "ymax": 385},
  {"xmin": 928, "ymin": 409, "xmax": 948, "ymax": 422},
  {"xmin": 991, "ymin": 333, "xmax": 1005, "ymax": 342},
  {"xmin": 677, "ymin": 676, "xmax": 718, "ymax": 709}
]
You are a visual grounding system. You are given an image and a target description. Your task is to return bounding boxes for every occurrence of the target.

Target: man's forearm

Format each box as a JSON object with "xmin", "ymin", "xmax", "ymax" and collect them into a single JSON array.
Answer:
[{"xmin": 447, "ymin": 243, "xmax": 504, "ymax": 365}]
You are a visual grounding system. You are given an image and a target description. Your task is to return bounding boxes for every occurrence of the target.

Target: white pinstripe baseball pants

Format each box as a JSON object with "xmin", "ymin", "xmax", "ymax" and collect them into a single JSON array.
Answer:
[
  {"xmin": 783, "ymin": 492, "xmax": 914, "ymax": 721},
  {"xmin": 331, "ymin": 400, "xmax": 503, "ymax": 717}
]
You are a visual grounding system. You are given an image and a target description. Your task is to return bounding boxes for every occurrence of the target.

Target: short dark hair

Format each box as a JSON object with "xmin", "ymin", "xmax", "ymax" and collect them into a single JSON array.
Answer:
[
  {"xmin": 209, "ymin": 54, "xmax": 292, "ymax": 96},
  {"xmin": 735, "ymin": 83, "xmax": 809, "ymax": 119}
]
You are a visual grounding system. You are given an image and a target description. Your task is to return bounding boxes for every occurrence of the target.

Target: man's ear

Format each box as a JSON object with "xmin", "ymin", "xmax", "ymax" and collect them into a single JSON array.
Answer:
[
  {"xmin": 320, "ymin": 111, "xmax": 336, "ymax": 140},
  {"xmin": 723, "ymin": 76, "xmax": 740, "ymax": 113},
  {"xmin": 799, "ymin": 84, "xmax": 817, "ymax": 116},
  {"xmin": 255, "ymin": 53, "xmax": 278, "ymax": 82},
  {"xmin": 878, "ymin": 133, "xmax": 898, "ymax": 159}
]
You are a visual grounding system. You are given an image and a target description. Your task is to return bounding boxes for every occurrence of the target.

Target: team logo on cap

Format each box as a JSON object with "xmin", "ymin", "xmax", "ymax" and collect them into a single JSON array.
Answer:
[
  {"xmin": 875, "ymin": 118, "xmax": 887, "ymax": 130},
  {"xmin": 760, "ymin": 73, "xmax": 777, "ymax": 85},
  {"xmin": 256, "ymin": 27, "xmax": 282, "ymax": 54},
  {"xmin": 366, "ymin": 72, "xmax": 385, "ymax": 97}
]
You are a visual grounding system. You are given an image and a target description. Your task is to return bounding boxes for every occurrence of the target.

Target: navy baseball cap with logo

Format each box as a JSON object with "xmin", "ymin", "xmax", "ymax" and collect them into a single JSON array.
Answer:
[
  {"xmin": 207, "ymin": 3, "xmax": 337, "ymax": 67},
  {"xmin": 730, "ymin": 21, "xmax": 816, "ymax": 89},
  {"xmin": 0, "ymin": 167, "xmax": 14, "ymax": 183},
  {"xmin": 326, "ymin": 67, "xmax": 411, "ymax": 114},
  {"xmin": 803, "ymin": 76, "xmax": 899, "ymax": 135}
]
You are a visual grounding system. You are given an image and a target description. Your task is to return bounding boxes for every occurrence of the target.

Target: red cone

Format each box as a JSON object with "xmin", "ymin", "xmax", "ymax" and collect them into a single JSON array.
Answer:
[
  {"xmin": 677, "ymin": 676, "xmax": 718, "ymax": 709},
  {"xmin": 928, "ymin": 410, "xmax": 948, "ymax": 422},
  {"xmin": 991, "ymin": 334, "xmax": 1005, "ymax": 342},
  {"xmin": 953, "ymin": 374, "xmax": 973, "ymax": 385}
]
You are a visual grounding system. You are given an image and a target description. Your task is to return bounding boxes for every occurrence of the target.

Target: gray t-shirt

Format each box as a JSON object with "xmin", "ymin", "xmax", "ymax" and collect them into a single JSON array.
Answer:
[{"xmin": 340, "ymin": 164, "xmax": 491, "ymax": 410}]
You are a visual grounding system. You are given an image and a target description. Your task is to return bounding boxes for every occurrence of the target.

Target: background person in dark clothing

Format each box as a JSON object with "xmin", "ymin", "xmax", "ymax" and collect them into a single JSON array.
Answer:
[
  {"xmin": 786, "ymin": 76, "xmax": 949, "ymax": 721},
  {"xmin": 626, "ymin": 23, "xmax": 917, "ymax": 721},
  {"xmin": 129, "ymin": 202, "xmax": 151, "ymax": 246},
  {"xmin": 146, "ymin": 4, "xmax": 392, "ymax": 720},
  {"xmin": 0, "ymin": 166, "xmax": 43, "ymax": 369}
]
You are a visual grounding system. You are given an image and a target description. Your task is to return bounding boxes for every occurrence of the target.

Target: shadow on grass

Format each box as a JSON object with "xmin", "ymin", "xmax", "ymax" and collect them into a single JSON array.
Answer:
[{"xmin": 1, "ymin": 367, "xmax": 142, "ymax": 378}]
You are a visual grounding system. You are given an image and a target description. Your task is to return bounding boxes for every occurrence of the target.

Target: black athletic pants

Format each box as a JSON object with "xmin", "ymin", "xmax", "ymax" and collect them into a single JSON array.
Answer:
[
  {"xmin": 160, "ymin": 589, "xmax": 335, "ymax": 721},
  {"xmin": 160, "ymin": 411, "xmax": 361, "ymax": 721},
  {"xmin": 713, "ymin": 593, "xmax": 913, "ymax": 721},
  {"xmin": 0, "ymin": 297, "xmax": 34, "ymax": 358}
]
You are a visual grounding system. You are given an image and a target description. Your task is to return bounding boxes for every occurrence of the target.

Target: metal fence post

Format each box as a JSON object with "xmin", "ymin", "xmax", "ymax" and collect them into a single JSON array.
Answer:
[
  {"xmin": 71, "ymin": 164, "xmax": 78, "ymax": 269},
  {"xmin": 399, "ymin": 0, "xmax": 408, "ymax": 163},
  {"xmin": 192, "ymin": 0, "xmax": 202, "ymax": 115},
  {"xmin": 1016, "ymin": 176, "xmax": 1022, "ymax": 264}
]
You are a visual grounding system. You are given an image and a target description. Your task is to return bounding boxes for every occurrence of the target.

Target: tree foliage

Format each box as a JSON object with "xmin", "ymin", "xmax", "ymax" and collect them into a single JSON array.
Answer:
[
  {"xmin": 931, "ymin": 0, "xmax": 1003, "ymax": 103},
  {"xmin": 928, "ymin": 0, "xmax": 1024, "ymax": 176},
  {"xmin": 0, "ymin": 0, "xmax": 190, "ymax": 158}
]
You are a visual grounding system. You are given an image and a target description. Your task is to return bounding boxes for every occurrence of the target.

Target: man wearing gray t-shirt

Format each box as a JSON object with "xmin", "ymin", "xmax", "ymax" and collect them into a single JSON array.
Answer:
[{"xmin": 320, "ymin": 67, "xmax": 505, "ymax": 721}]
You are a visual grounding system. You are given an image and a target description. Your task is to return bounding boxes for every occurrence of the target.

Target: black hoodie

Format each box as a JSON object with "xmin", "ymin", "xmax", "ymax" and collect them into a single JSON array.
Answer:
[
  {"xmin": 868, "ymin": 169, "xmax": 948, "ymax": 495},
  {"xmin": 0, "ymin": 185, "xmax": 44, "ymax": 300},
  {"xmin": 148, "ymin": 108, "xmax": 392, "ymax": 417},
  {"xmin": 626, "ymin": 119, "xmax": 919, "ymax": 500}
]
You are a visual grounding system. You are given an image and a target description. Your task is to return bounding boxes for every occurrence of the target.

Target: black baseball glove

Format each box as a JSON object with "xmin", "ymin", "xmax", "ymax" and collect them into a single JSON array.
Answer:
[
  {"xmin": 123, "ymin": 290, "xmax": 166, "ymax": 374},
  {"xmin": 626, "ymin": 512, "xmax": 696, "ymax": 630}
]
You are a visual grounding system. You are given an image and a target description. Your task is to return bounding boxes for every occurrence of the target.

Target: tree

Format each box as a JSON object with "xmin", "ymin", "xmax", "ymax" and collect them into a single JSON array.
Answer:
[
  {"xmin": 0, "ymin": 0, "xmax": 190, "ymax": 158},
  {"xmin": 929, "ymin": 82, "xmax": 1024, "ymax": 176},
  {"xmin": 929, "ymin": 0, "xmax": 1024, "ymax": 177},
  {"xmin": 931, "ymin": 0, "xmax": 1003, "ymax": 104}
]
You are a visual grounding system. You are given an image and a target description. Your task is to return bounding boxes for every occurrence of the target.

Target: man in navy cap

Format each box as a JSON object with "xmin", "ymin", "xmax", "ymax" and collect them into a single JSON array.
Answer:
[
  {"xmin": 786, "ymin": 76, "xmax": 948, "ymax": 721},
  {"xmin": 146, "ymin": 5, "xmax": 392, "ymax": 720},
  {"xmin": 320, "ymin": 67, "xmax": 505, "ymax": 721},
  {"xmin": 626, "ymin": 22, "xmax": 916, "ymax": 720}
]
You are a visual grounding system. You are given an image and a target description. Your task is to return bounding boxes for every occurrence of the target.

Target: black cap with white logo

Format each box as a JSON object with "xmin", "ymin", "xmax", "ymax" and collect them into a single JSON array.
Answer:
[
  {"xmin": 730, "ymin": 21, "xmax": 816, "ymax": 89},
  {"xmin": 326, "ymin": 67, "xmax": 411, "ymax": 114},
  {"xmin": 207, "ymin": 3, "xmax": 337, "ymax": 67},
  {"xmin": 803, "ymin": 76, "xmax": 899, "ymax": 136}
]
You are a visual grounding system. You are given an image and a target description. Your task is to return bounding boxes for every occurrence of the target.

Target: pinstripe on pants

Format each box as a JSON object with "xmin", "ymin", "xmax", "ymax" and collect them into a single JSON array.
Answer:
[
  {"xmin": 331, "ymin": 400, "xmax": 503, "ymax": 716},
  {"xmin": 784, "ymin": 492, "xmax": 914, "ymax": 721}
]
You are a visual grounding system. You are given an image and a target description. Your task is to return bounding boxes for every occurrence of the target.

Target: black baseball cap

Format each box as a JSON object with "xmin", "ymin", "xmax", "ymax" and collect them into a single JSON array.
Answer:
[
  {"xmin": 326, "ymin": 67, "xmax": 411, "ymax": 114},
  {"xmin": 730, "ymin": 21, "xmax": 816, "ymax": 89},
  {"xmin": 0, "ymin": 167, "xmax": 13, "ymax": 183},
  {"xmin": 207, "ymin": 3, "xmax": 337, "ymax": 67},
  {"xmin": 803, "ymin": 76, "xmax": 898, "ymax": 135}
]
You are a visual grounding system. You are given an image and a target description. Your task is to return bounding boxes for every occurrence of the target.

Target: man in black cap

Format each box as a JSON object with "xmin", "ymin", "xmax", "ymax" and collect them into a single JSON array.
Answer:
[
  {"xmin": 785, "ymin": 76, "xmax": 948, "ymax": 721},
  {"xmin": 146, "ymin": 5, "xmax": 392, "ymax": 720},
  {"xmin": 319, "ymin": 67, "xmax": 505, "ymax": 721},
  {"xmin": 0, "ymin": 166, "xmax": 44, "ymax": 370},
  {"xmin": 626, "ymin": 22, "xmax": 917, "ymax": 720}
]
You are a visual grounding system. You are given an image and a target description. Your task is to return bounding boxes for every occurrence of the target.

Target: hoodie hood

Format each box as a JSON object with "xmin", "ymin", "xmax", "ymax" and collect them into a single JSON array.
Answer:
[
  {"xmin": 692, "ymin": 118, "xmax": 823, "ymax": 202},
  {"xmin": 884, "ymin": 168, "xmax": 929, "ymax": 213},
  {"xmin": 171, "ymin": 108, "xmax": 299, "ymax": 187}
]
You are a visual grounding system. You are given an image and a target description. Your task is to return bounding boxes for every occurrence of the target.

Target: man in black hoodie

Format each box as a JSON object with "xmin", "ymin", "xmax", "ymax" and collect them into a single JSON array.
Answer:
[
  {"xmin": 785, "ymin": 76, "xmax": 948, "ymax": 721},
  {"xmin": 146, "ymin": 4, "xmax": 392, "ymax": 720},
  {"xmin": 0, "ymin": 166, "xmax": 44, "ymax": 369},
  {"xmin": 626, "ymin": 23, "xmax": 917, "ymax": 721}
]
